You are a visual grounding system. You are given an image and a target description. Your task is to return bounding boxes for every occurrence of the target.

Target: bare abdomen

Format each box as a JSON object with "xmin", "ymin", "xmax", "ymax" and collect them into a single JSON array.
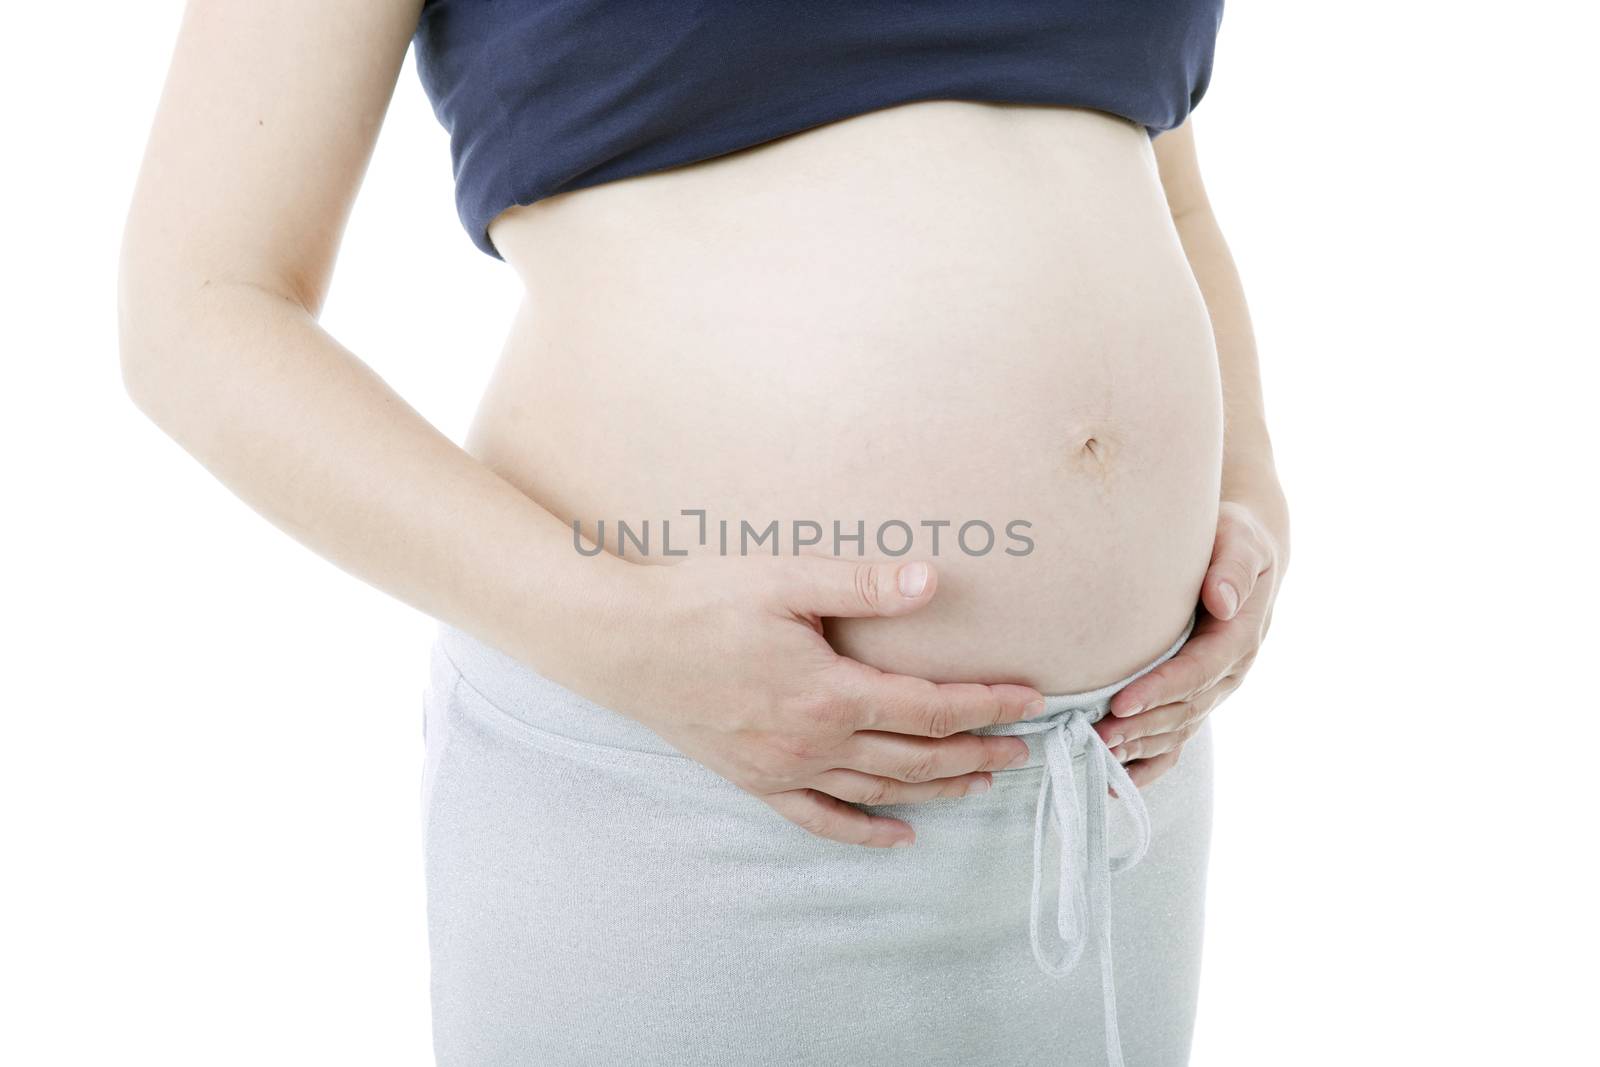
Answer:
[{"xmin": 470, "ymin": 101, "xmax": 1223, "ymax": 692}]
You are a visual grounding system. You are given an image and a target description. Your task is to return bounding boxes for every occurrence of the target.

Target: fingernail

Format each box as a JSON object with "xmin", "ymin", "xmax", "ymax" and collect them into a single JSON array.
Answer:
[
  {"xmin": 1022, "ymin": 699, "xmax": 1046, "ymax": 719},
  {"xmin": 891, "ymin": 837, "xmax": 914, "ymax": 848},
  {"xmin": 1105, "ymin": 733, "xmax": 1125, "ymax": 750},
  {"xmin": 898, "ymin": 562, "xmax": 929, "ymax": 597},
  {"xmin": 1218, "ymin": 583, "xmax": 1239, "ymax": 618},
  {"xmin": 968, "ymin": 777, "xmax": 992, "ymax": 795},
  {"xmin": 1006, "ymin": 747, "xmax": 1030, "ymax": 769},
  {"xmin": 1115, "ymin": 703, "xmax": 1143, "ymax": 719}
]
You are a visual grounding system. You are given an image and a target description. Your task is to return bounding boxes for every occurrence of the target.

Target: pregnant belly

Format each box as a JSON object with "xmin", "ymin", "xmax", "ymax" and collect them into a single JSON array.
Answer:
[{"xmin": 472, "ymin": 101, "xmax": 1224, "ymax": 693}]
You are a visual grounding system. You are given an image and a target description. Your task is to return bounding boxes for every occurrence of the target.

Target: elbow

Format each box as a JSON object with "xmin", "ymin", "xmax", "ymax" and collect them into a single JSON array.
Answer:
[
  {"xmin": 117, "ymin": 289, "xmax": 166, "ymax": 421},
  {"xmin": 118, "ymin": 239, "xmax": 169, "ymax": 419},
  {"xmin": 116, "ymin": 254, "xmax": 208, "ymax": 429}
]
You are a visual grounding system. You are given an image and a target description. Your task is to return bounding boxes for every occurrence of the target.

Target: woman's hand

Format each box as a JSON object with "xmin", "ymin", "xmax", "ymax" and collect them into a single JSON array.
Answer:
[
  {"xmin": 619, "ymin": 556, "xmax": 1040, "ymax": 849},
  {"xmin": 1094, "ymin": 496, "xmax": 1289, "ymax": 787}
]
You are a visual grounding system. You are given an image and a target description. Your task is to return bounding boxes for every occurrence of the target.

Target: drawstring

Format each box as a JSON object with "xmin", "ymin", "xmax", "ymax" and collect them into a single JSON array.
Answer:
[
  {"xmin": 979, "ymin": 611, "xmax": 1193, "ymax": 1065},
  {"xmin": 997, "ymin": 710, "xmax": 1152, "ymax": 1067}
]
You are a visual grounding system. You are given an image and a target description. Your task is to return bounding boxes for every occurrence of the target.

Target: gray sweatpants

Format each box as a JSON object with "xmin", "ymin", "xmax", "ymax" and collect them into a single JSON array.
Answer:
[{"xmin": 421, "ymin": 615, "xmax": 1212, "ymax": 1066}]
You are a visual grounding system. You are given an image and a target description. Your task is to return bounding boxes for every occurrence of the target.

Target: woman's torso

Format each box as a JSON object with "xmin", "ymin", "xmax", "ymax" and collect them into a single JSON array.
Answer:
[{"xmin": 468, "ymin": 101, "xmax": 1223, "ymax": 693}]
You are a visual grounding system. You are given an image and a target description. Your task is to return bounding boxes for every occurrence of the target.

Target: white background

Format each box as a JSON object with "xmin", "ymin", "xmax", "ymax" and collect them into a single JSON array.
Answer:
[{"xmin": 5, "ymin": 3, "xmax": 1596, "ymax": 1064}]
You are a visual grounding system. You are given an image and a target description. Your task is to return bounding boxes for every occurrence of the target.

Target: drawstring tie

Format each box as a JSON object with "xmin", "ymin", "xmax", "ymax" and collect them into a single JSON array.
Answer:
[{"xmin": 992, "ymin": 708, "xmax": 1151, "ymax": 1067}]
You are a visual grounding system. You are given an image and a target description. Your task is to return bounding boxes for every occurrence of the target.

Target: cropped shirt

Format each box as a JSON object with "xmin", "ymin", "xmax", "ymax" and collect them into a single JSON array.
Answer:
[{"xmin": 412, "ymin": 1, "xmax": 1225, "ymax": 258}]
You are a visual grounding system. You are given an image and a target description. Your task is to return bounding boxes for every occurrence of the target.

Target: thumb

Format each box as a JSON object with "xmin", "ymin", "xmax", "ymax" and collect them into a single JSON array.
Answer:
[
  {"xmin": 1202, "ymin": 513, "xmax": 1268, "ymax": 621},
  {"xmin": 778, "ymin": 557, "xmax": 938, "ymax": 619}
]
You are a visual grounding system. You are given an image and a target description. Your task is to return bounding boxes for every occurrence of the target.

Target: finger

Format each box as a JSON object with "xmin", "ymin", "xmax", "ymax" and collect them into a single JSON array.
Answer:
[
  {"xmin": 1201, "ymin": 509, "xmax": 1272, "ymax": 621},
  {"xmin": 1101, "ymin": 673, "xmax": 1241, "ymax": 748},
  {"xmin": 1124, "ymin": 749, "xmax": 1181, "ymax": 789},
  {"xmin": 1108, "ymin": 616, "xmax": 1243, "ymax": 719},
  {"xmin": 1110, "ymin": 720, "xmax": 1201, "ymax": 763},
  {"xmin": 810, "ymin": 768, "xmax": 994, "ymax": 806},
  {"xmin": 776, "ymin": 556, "xmax": 940, "ymax": 620},
  {"xmin": 837, "ymin": 661, "xmax": 1043, "ymax": 736},
  {"xmin": 762, "ymin": 788, "xmax": 915, "ymax": 848},
  {"xmin": 840, "ymin": 731, "xmax": 1031, "ymax": 782},
  {"xmin": 1095, "ymin": 700, "xmax": 1193, "ymax": 750}
]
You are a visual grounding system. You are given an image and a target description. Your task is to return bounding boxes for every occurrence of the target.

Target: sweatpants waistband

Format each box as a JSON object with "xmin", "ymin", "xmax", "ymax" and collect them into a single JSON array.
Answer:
[{"xmin": 436, "ymin": 609, "xmax": 1196, "ymax": 767}]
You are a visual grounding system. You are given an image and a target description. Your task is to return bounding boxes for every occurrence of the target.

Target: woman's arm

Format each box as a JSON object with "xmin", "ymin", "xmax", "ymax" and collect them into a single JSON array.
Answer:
[
  {"xmin": 119, "ymin": 0, "xmax": 639, "ymax": 693},
  {"xmin": 1092, "ymin": 118, "xmax": 1291, "ymax": 783},
  {"xmin": 121, "ymin": 0, "xmax": 1039, "ymax": 846},
  {"xmin": 1154, "ymin": 120, "xmax": 1289, "ymax": 531}
]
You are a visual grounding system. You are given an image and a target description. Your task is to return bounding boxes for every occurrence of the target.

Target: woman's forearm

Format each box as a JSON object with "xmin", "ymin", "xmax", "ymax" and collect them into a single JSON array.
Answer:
[
  {"xmin": 1173, "ymin": 206, "xmax": 1290, "ymax": 552},
  {"xmin": 118, "ymin": 276, "xmax": 639, "ymax": 689}
]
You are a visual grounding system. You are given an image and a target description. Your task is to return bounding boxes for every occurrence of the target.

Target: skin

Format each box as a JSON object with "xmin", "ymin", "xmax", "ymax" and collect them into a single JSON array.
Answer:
[
  {"xmin": 119, "ymin": 0, "xmax": 1042, "ymax": 852},
  {"xmin": 120, "ymin": 0, "xmax": 1287, "ymax": 848},
  {"xmin": 478, "ymin": 99, "xmax": 1227, "ymax": 695},
  {"xmin": 1098, "ymin": 124, "xmax": 1292, "ymax": 787}
]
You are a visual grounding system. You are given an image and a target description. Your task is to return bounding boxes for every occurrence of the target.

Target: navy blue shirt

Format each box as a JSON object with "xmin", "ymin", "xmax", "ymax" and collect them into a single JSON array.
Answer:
[{"xmin": 414, "ymin": 2, "xmax": 1225, "ymax": 258}]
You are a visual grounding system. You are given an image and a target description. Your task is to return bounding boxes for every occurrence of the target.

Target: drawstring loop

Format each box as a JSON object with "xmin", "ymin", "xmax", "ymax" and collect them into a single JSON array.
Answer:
[
  {"xmin": 1004, "ymin": 709, "xmax": 1153, "ymax": 1067},
  {"xmin": 967, "ymin": 612, "xmax": 1192, "ymax": 1066}
]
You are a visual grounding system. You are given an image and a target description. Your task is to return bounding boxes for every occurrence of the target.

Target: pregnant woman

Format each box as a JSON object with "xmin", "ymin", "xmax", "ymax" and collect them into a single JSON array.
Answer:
[{"xmin": 120, "ymin": 2, "xmax": 1289, "ymax": 1065}]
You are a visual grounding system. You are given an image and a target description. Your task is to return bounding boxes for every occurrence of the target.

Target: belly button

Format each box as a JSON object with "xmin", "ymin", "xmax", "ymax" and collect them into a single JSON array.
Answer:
[
  {"xmin": 1078, "ymin": 433, "xmax": 1116, "ymax": 465},
  {"xmin": 1069, "ymin": 432, "xmax": 1117, "ymax": 485}
]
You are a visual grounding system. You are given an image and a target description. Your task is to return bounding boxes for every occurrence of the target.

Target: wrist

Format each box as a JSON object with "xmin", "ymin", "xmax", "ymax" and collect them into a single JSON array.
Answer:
[
  {"xmin": 1221, "ymin": 475, "xmax": 1291, "ymax": 567},
  {"xmin": 549, "ymin": 555, "xmax": 739, "ymax": 728},
  {"xmin": 494, "ymin": 544, "xmax": 663, "ymax": 698}
]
